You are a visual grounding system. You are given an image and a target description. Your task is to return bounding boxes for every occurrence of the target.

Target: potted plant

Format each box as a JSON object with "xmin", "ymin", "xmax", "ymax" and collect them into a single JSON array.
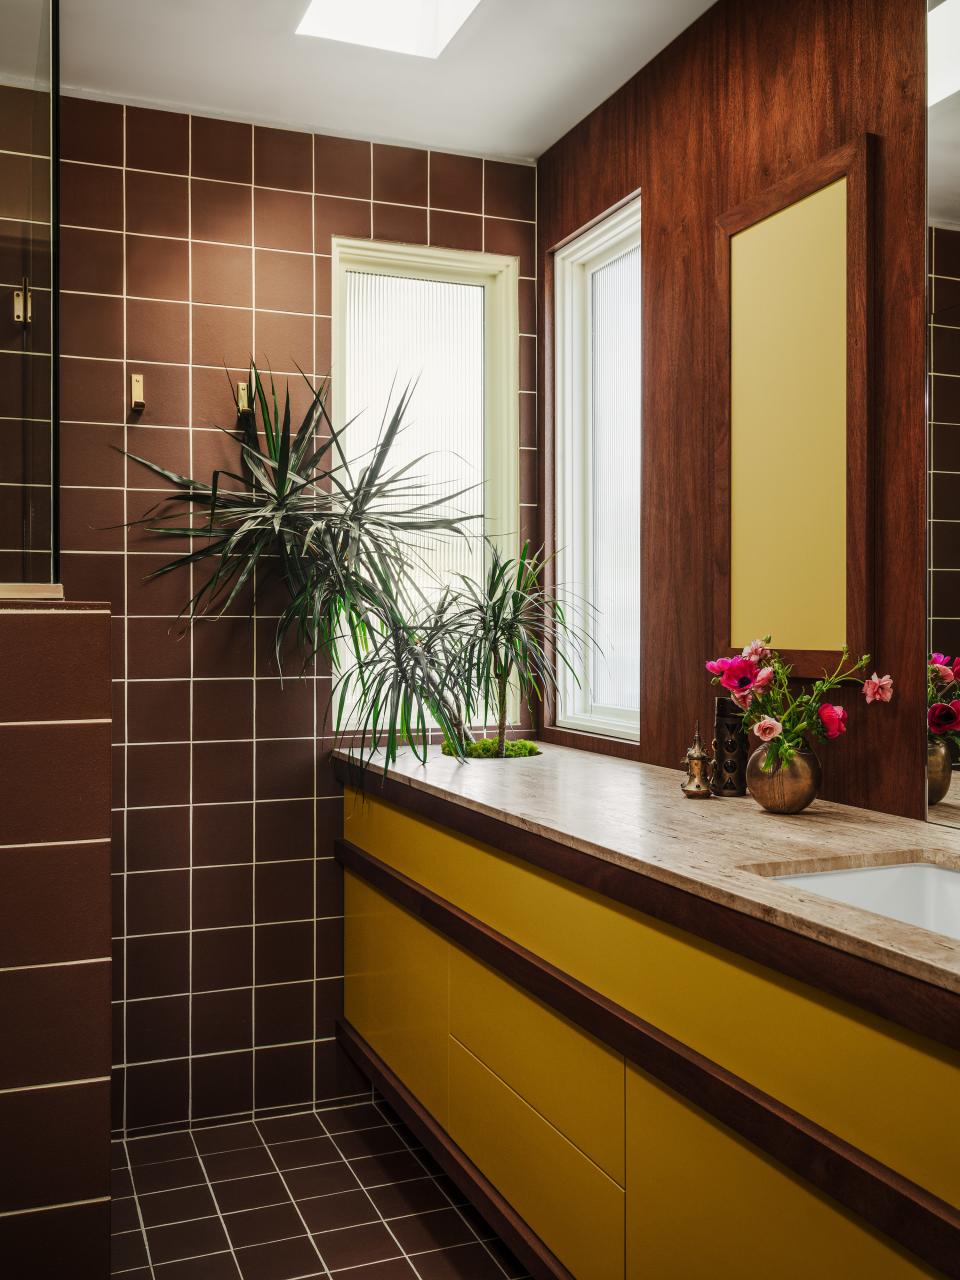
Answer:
[
  {"xmin": 127, "ymin": 364, "xmax": 587, "ymax": 765},
  {"xmin": 704, "ymin": 638, "xmax": 893, "ymax": 813},
  {"xmin": 926, "ymin": 652, "xmax": 960, "ymax": 805}
]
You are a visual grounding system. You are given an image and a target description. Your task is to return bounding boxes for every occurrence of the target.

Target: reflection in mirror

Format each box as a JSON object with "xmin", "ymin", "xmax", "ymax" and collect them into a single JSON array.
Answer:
[
  {"xmin": 0, "ymin": 0, "xmax": 57, "ymax": 587},
  {"xmin": 928, "ymin": 0, "xmax": 960, "ymax": 823}
]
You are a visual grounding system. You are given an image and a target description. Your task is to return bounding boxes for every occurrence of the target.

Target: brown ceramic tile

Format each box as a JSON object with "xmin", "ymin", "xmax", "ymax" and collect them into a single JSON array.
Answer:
[
  {"xmin": 192, "ymin": 116, "xmax": 252, "ymax": 184},
  {"xmin": 192, "ymin": 303, "xmax": 253, "ymax": 369},
  {"xmin": 192, "ymin": 177, "xmax": 252, "ymax": 245},
  {"xmin": 60, "ymin": 96, "xmax": 122, "ymax": 165},
  {"xmin": 193, "ymin": 1120, "xmax": 260, "ymax": 1155},
  {"xmin": 0, "ymin": 351, "xmax": 49, "ymax": 423},
  {"xmin": 126, "ymin": 616, "xmax": 191, "ymax": 679},
  {"xmin": 282, "ymin": 1160, "xmax": 356, "ymax": 1201},
  {"xmin": 333, "ymin": 1126, "xmax": 408, "ymax": 1162},
  {"xmin": 126, "ymin": 866, "xmax": 190, "ymax": 935},
  {"xmin": 254, "ymin": 921, "xmax": 313, "ymax": 985},
  {"xmin": 254, "ymin": 798, "xmax": 313, "ymax": 861},
  {"xmin": 60, "ymin": 160, "xmax": 122, "ymax": 230},
  {"xmin": 933, "ymin": 371, "xmax": 960, "ymax": 424},
  {"xmin": 0, "ymin": 1080, "xmax": 110, "ymax": 1210},
  {"xmin": 430, "ymin": 210, "xmax": 482, "ymax": 252},
  {"xmin": 213, "ymin": 1171, "xmax": 289, "ymax": 1214},
  {"xmin": 519, "ymin": 393, "xmax": 536, "ymax": 448},
  {"xmin": 298, "ymin": 1189, "xmax": 376, "ymax": 1234},
  {"xmin": 429, "ymin": 152, "xmax": 483, "ymax": 213},
  {"xmin": 390, "ymin": 1207, "xmax": 476, "ymax": 1254},
  {"xmin": 204, "ymin": 1143, "xmax": 275, "ymax": 1182},
  {"xmin": 255, "ymin": 309, "xmax": 313, "ymax": 374},
  {"xmin": 126, "ymin": 234, "xmax": 189, "ymax": 301},
  {"xmin": 373, "ymin": 144, "xmax": 428, "ymax": 206},
  {"xmin": 255, "ymin": 187, "xmax": 313, "ymax": 253},
  {"xmin": 124, "ymin": 1058, "xmax": 190, "ymax": 1130},
  {"xmin": 413, "ymin": 1243, "xmax": 507, "ymax": 1279},
  {"xmin": 59, "ymin": 486, "xmax": 124, "ymax": 553},
  {"xmin": 235, "ymin": 1233, "xmax": 323, "ymax": 1280},
  {"xmin": 126, "ymin": 805, "xmax": 191, "ymax": 872},
  {"xmin": 0, "ymin": 83, "xmax": 49, "ymax": 154},
  {"xmin": 315, "ymin": 316, "xmax": 331, "ymax": 376},
  {"xmin": 0, "ymin": 152, "xmax": 48, "ymax": 222},
  {"xmin": 484, "ymin": 160, "xmax": 535, "ymax": 221},
  {"xmin": 255, "ymin": 126, "xmax": 313, "ymax": 193},
  {"xmin": 254, "ymin": 1043, "xmax": 313, "ymax": 1111},
  {"xmin": 934, "ymin": 225, "xmax": 960, "ymax": 279},
  {"xmin": 226, "ymin": 1201, "xmax": 306, "ymax": 1249},
  {"xmin": 129, "ymin": 362, "xmax": 190, "ymax": 428},
  {"xmin": 192, "ymin": 241, "xmax": 253, "ymax": 307},
  {"xmin": 349, "ymin": 1150, "xmax": 428, "ymax": 1189},
  {"xmin": 192, "ymin": 925, "xmax": 253, "ymax": 992},
  {"xmin": 255, "ymin": 737, "xmax": 314, "ymax": 801},
  {"xmin": 127, "ymin": 105, "xmax": 190, "ymax": 174},
  {"xmin": 315, "ymin": 255, "xmax": 331, "ymax": 314},
  {"xmin": 0, "ymin": 217, "xmax": 50, "ymax": 287},
  {"xmin": 191, "ymin": 1049, "xmax": 254, "ymax": 1119},
  {"xmin": 193, "ymin": 678, "xmax": 254, "ymax": 741},
  {"xmin": 150, "ymin": 1252, "xmax": 238, "ymax": 1279},
  {"xmin": 314, "ymin": 1221, "xmax": 401, "ymax": 1270},
  {"xmin": 372, "ymin": 202, "xmax": 428, "ymax": 244},
  {"xmin": 483, "ymin": 217, "xmax": 535, "ymax": 276},
  {"xmin": 258, "ymin": 1111, "xmax": 323, "ymax": 1142},
  {"xmin": 193, "ymin": 801, "xmax": 254, "ymax": 867},
  {"xmin": 933, "ymin": 324, "xmax": 960, "ymax": 376},
  {"xmin": 126, "ymin": 741, "xmax": 190, "ymax": 807},
  {"xmin": 192, "ymin": 363, "xmax": 247, "ymax": 428},
  {"xmin": 111, "ymin": 1228, "xmax": 149, "ymax": 1273},
  {"xmin": 126, "ymin": 298, "xmax": 190, "ymax": 364},
  {"xmin": 256, "ymin": 249, "xmax": 313, "ymax": 314},
  {"xmin": 0, "ymin": 608, "xmax": 111, "ymax": 719},
  {"xmin": 518, "ymin": 277, "xmax": 536, "ymax": 334},
  {"xmin": 367, "ymin": 1176, "xmax": 451, "ymax": 1219},
  {"xmin": 193, "ymin": 864, "xmax": 254, "ymax": 928},
  {"xmin": 315, "ymin": 134, "xmax": 370, "ymax": 199},
  {"xmin": 314, "ymin": 195, "xmax": 371, "ymax": 244},
  {"xmin": 138, "ymin": 1183, "xmax": 217, "ymax": 1228},
  {"xmin": 254, "ymin": 980, "xmax": 312, "ymax": 1046},
  {"xmin": 126, "ymin": 994, "xmax": 189, "ymax": 1062},
  {"xmin": 519, "ymin": 335, "xmax": 536, "ymax": 392},
  {"xmin": 315, "ymin": 917, "xmax": 343, "ymax": 980},
  {"xmin": 60, "ymin": 291, "xmax": 123, "ymax": 359},
  {"xmin": 0, "ymin": 417, "xmax": 51, "ymax": 488},
  {"xmin": 254, "ymin": 677, "xmax": 314, "ymax": 739},
  {"xmin": 60, "ymin": 226, "xmax": 123, "ymax": 294},
  {"xmin": 59, "ymin": 550, "xmax": 123, "ymax": 612},
  {"xmin": 0, "ymin": 963, "xmax": 108, "ymax": 1089},
  {"xmin": 126, "ymin": 678, "xmax": 189, "ymax": 743},
  {"xmin": 126, "ymin": 170, "xmax": 190, "ymax": 238},
  {"xmin": 0, "ymin": 843, "xmax": 110, "ymax": 968},
  {"xmin": 125, "ymin": 552, "xmax": 191, "ymax": 616},
  {"xmin": 192, "ymin": 616, "xmax": 255, "ymax": 678},
  {"xmin": 254, "ymin": 861, "xmax": 314, "ymax": 925},
  {"xmin": 60, "ymin": 355, "xmax": 123, "ymax": 421}
]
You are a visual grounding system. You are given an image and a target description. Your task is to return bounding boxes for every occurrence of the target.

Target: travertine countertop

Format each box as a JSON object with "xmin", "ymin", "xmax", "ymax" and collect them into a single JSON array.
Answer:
[{"xmin": 336, "ymin": 744, "xmax": 960, "ymax": 995}]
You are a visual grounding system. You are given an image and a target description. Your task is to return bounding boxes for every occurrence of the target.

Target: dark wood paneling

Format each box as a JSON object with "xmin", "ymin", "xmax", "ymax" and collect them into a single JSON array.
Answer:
[
  {"xmin": 338, "ymin": 843, "xmax": 960, "ymax": 1280},
  {"xmin": 334, "ymin": 763, "xmax": 960, "ymax": 1051},
  {"xmin": 714, "ymin": 137, "xmax": 874, "ymax": 679},
  {"xmin": 337, "ymin": 1021, "xmax": 574, "ymax": 1280},
  {"xmin": 536, "ymin": 0, "xmax": 927, "ymax": 818}
]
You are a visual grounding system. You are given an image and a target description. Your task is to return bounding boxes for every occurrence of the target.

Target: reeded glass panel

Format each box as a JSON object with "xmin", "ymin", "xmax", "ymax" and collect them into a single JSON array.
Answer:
[
  {"xmin": 589, "ymin": 244, "xmax": 641, "ymax": 715},
  {"xmin": 343, "ymin": 269, "xmax": 485, "ymax": 596},
  {"xmin": 0, "ymin": 0, "xmax": 56, "ymax": 585}
]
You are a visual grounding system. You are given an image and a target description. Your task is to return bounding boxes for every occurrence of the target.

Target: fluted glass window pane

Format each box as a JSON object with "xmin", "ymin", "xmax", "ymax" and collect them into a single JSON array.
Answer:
[
  {"xmin": 590, "ymin": 245, "xmax": 641, "ymax": 713},
  {"xmin": 344, "ymin": 270, "xmax": 485, "ymax": 595}
]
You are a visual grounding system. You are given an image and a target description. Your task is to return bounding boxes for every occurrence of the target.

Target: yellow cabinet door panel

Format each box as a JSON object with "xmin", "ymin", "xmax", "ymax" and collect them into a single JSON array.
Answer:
[
  {"xmin": 625, "ymin": 1065, "xmax": 936, "ymax": 1280},
  {"xmin": 450, "ymin": 945, "xmax": 625, "ymax": 1186},
  {"xmin": 449, "ymin": 1037, "xmax": 624, "ymax": 1280},
  {"xmin": 344, "ymin": 792, "xmax": 960, "ymax": 1208},
  {"xmin": 343, "ymin": 872, "xmax": 450, "ymax": 1124}
]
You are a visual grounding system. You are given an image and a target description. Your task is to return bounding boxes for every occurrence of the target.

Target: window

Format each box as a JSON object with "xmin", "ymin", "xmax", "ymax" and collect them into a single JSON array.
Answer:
[
  {"xmin": 331, "ymin": 239, "xmax": 519, "ymax": 598},
  {"xmin": 554, "ymin": 198, "xmax": 641, "ymax": 739}
]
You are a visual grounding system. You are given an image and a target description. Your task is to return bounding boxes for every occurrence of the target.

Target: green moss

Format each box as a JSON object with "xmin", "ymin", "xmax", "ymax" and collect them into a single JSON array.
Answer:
[{"xmin": 441, "ymin": 738, "xmax": 542, "ymax": 759}]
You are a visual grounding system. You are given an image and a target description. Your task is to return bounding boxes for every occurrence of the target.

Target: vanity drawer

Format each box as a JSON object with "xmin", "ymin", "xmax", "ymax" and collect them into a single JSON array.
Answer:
[
  {"xmin": 450, "ymin": 946, "xmax": 625, "ymax": 1185},
  {"xmin": 344, "ymin": 873, "xmax": 450, "ymax": 1124},
  {"xmin": 449, "ymin": 1036, "xmax": 625, "ymax": 1280}
]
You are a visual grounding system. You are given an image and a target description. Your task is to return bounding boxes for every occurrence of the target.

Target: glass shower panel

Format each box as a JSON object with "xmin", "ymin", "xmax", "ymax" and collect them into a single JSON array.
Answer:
[{"xmin": 0, "ymin": 0, "xmax": 57, "ymax": 585}]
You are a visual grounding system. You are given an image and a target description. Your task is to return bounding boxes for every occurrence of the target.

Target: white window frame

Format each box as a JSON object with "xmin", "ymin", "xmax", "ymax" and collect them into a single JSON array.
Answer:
[
  {"xmin": 553, "ymin": 196, "xmax": 641, "ymax": 741},
  {"xmin": 330, "ymin": 237, "xmax": 520, "ymax": 561}
]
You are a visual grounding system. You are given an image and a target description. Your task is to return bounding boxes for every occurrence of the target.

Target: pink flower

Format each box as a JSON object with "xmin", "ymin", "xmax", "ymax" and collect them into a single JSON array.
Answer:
[
  {"xmin": 818, "ymin": 703, "xmax": 847, "ymax": 740},
  {"xmin": 754, "ymin": 715, "xmax": 782, "ymax": 742},
  {"xmin": 930, "ymin": 653, "xmax": 951, "ymax": 667},
  {"xmin": 932, "ymin": 664, "xmax": 954, "ymax": 686},
  {"xmin": 863, "ymin": 672, "xmax": 894, "ymax": 703},
  {"xmin": 732, "ymin": 690, "xmax": 753, "ymax": 710},
  {"xmin": 705, "ymin": 657, "xmax": 733, "ymax": 676},
  {"xmin": 741, "ymin": 639, "xmax": 770, "ymax": 661},
  {"xmin": 753, "ymin": 666, "xmax": 774, "ymax": 692},
  {"xmin": 718, "ymin": 655, "xmax": 762, "ymax": 695}
]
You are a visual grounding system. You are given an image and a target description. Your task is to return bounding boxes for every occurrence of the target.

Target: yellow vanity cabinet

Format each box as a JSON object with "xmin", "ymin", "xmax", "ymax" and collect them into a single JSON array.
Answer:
[
  {"xmin": 625, "ymin": 1066, "xmax": 935, "ymax": 1280},
  {"xmin": 343, "ymin": 871, "xmax": 450, "ymax": 1125}
]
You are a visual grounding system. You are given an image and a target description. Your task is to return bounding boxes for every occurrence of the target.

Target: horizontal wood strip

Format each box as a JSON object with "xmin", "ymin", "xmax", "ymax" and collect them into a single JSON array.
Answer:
[
  {"xmin": 334, "ymin": 760, "xmax": 960, "ymax": 1052},
  {"xmin": 337, "ymin": 839, "xmax": 960, "ymax": 1279},
  {"xmin": 336, "ymin": 1020, "xmax": 575, "ymax": 1280}
]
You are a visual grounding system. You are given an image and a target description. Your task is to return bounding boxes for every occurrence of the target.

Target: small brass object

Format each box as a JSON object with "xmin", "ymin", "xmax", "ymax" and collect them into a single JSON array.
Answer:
[
  {"xmin": 680, "ymin": 720, "xmax": 714, "ymax": 798},
  {"xmin": 237, "ymin": 381, "xmax": 250, "ymax": 413},
  {"xmin": 13, "ymin": 276, "xmax": 31, "ymax": 326},
  {"xmin": 130, "ymin": 372, "xmax": 145, "ymax": 411},
  {"xmin": 928, "ymin": 739, "xmax": 952, "ymax": 807},
  {"xmin": 746, "ymin": 746, "xmax": 820, "ymax": 814}
]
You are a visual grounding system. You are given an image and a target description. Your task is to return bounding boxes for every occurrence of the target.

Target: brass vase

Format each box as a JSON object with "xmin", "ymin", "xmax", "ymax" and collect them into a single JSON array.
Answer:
[
  {"xmin": 928, "ymin": 739, "xmax": 952, "ymax": 807},
  {"xmin": 746, "ymin": 746, "xmax": 821, "ymax": 814}
]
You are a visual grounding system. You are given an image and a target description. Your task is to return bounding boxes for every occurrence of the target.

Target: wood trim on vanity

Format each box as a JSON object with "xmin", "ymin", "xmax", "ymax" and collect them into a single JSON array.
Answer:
[
  {"xmin": 333, "ymin": 761, "xmax": 960, "ymax": 1053},
  {"xmin": 336, "ymin": 1020, "xmax": 575, "ymax": 1280},
  {"xmin": 337, "ymin": 839, "xmax": 960, "ymax": 1280},
  {"xmin": 713, "ymin": 136, "xmax": 875, "ymax": 677}
]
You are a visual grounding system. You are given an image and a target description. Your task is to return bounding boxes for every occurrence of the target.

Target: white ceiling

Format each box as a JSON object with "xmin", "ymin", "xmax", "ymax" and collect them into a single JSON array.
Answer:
[
  {"xmin": 56, "ymin": 0, "xmax": 715, "ymax": 161},
  {"xmin": 929, "ymin": 91, "xmax": 960, "ymax": 226}
]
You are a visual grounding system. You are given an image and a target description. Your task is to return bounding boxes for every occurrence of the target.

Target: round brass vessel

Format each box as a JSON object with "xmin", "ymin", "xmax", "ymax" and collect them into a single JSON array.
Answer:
[
  {"xmin": 927, "ymin": 739, "xmax": 952, "ymax": 807},
  {"xmin": 746, "ymin": 746, "xmax": 821, "ymax": 814}
]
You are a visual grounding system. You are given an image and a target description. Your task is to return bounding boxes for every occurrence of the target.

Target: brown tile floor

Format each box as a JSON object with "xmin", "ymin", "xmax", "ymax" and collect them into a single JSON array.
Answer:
[{"xmin": 111, "ymin": 1097, "xmax": 531, "ymax": 1279}]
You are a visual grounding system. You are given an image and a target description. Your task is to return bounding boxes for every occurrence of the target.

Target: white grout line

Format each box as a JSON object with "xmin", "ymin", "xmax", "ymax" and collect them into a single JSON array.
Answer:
[
  {"xmin": 122, "ymin": 1133, "xmax": 158, "ymax": 1279},
  {"xmin": 185, "ymin": 1129, "xmax": 245, "ymax": 1278},
  {"xmin": 249, "ymin": 1118, "xmax": 334, "ymax": 1279}
]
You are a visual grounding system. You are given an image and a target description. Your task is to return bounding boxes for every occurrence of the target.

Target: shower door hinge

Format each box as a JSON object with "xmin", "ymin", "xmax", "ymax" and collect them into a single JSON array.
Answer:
[{"xmin": 13, "ymin": 278, "xmax": 31, "ymax": 327}]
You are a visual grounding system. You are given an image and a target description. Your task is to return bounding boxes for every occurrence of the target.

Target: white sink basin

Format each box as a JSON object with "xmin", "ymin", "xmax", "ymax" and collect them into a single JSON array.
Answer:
[{"xmin": 774, "ymin": 863, "xmax": 960, "ymax": 940}]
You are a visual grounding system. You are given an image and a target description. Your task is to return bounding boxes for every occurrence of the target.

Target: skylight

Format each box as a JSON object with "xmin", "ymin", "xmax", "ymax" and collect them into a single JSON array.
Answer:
[
  {"xmin": 929, "ymin": 0, "xmax": 960, "ymax": 107},
  {"xmin": 296, "ymin": 0, "xmax": 483, "ymax": 59}
]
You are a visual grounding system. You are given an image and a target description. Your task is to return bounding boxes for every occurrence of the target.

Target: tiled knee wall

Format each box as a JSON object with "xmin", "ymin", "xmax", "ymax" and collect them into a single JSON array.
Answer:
[
  {"xmin": 930, "ymin": 225, "xmax": 960, "ymax": 655},
  {"xmin": 0, "ymin": 600, "xmax": 112, "ymax": 1276},
  {"xmin": 55, "ymin": 95, "xmax": 538, "ymax": 1133}
]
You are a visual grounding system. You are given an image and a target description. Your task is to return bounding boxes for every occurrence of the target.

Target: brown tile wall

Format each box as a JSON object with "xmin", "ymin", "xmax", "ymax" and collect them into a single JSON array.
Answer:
[
  {"xmin": 0, "ymin": 85, "xmax": 54, "ymax": 582},
  {"xmin": 57, "ymin": 96, "xmax": 537, "ymax": 1133},
  {"xmin": 930, "ymin": 226, "xmax": 960, "ymax": 656},
  {"xmin": 0, "ymin": 599, "xmax": 112, "ymax": 1276}
]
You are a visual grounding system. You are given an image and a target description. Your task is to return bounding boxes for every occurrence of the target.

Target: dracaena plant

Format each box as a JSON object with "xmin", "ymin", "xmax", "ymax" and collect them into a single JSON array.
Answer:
[{"xmin": 127, "ymin": 364, "xmax": 590, "ymax": 766}]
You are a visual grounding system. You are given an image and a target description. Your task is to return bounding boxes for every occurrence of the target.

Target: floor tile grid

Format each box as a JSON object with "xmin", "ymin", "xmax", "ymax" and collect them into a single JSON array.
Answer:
[{"xmin": 111, "ymin": 1101, "xmax": 531, "ymax": 1279}]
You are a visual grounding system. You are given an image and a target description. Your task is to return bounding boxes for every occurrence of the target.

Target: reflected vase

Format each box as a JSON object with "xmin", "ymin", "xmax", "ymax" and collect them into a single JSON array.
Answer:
[
  {"xmin": 927, "ymin": 739, "xmax": 952, "ymax": 807},
  {"xmin": 746, "ymin": 746, "xmax": 821, "ymax": 814}
]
